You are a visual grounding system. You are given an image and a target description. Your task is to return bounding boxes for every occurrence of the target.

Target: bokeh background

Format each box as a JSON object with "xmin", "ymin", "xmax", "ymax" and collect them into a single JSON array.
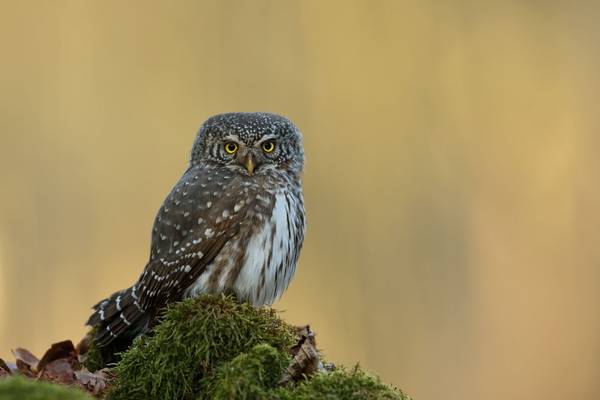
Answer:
[{"xmin": 1, "ymin": 1, "xmax": 599, "ymax": 399}]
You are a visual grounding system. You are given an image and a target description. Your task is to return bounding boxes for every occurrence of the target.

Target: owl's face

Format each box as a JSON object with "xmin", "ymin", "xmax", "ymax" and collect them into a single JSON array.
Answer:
[{"xmin": 191, "ymin": 112, "xmax": 304, "ymax": 177}]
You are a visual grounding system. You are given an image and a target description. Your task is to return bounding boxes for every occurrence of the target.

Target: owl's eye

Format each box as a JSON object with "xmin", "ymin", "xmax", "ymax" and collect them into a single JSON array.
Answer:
[
  {"xmin": 224, "ymin": 142, "xmax": 238, "ymax": 154},
  {"xmin": 262, "ymin": 141, "xmax": 275, "ymax": 153}
]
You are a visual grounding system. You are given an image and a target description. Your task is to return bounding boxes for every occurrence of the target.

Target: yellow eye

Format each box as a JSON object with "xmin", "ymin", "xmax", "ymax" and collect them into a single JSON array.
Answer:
[
  {"xmin": 262, "ymin": 141, "xmax": 275, "ymax": 153},
  {"xmin": 224, "ymin": 142, "xmax": 238, "ymax": 154}
]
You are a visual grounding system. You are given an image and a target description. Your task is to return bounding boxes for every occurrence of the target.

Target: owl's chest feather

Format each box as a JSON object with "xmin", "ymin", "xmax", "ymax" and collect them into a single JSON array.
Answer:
[
  {"xmin": 233, "ymin": 191, "xmax": 303, "ymax": 305},
  {"xmin": 185, "ymin": 190, "xmax": 305, "ymax": 305}
]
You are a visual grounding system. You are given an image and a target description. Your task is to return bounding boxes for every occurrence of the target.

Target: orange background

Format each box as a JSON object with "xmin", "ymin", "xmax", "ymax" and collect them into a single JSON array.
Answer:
[{"xmin": 1, "ymin": 1, "xmax": 599, "ymax": 399}]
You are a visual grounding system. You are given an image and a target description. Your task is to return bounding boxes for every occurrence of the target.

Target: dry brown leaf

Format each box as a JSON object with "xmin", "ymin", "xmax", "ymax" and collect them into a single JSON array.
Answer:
[
  {"xmin": 38, "ymin": 340, "xmax": 78, "ymax": 372},
  {"xmin": 40, "ymin": 359, "xmax": 76, "ymax": 384},
  {"xmin": 0, "ymin": 359, "xmax": 10, "ymax": 373},
  {"xmin": 12, "ymin": 348, "xmax": 39, "ymax": 369},
  {"xmin": 12, "ymin": 348, "xmax": 39, "ymax": 376},
  {"xmin": 0, "ymin": 359, "xmax": 10, "ymax": 379},
  {"xmin": 280, "ymin": 325, "xmax": 321, "ymax": 386},
  {"xmin": 2, "ymin": 337, "xmax": 117, "ymax": 397},
  {"xmin": 75, "ymin": 368, "xmax": 112, "ymax": 395}
]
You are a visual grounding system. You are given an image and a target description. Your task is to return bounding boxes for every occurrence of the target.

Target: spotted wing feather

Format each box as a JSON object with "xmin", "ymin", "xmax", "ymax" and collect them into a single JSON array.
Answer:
[{"xmin": 90, "ymin": 165, "xmax": 244, "ymax": 346}]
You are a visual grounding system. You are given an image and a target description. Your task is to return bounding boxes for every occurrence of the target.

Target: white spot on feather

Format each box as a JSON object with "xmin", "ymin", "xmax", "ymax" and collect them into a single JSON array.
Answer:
[
  {"xmin": 234, "ymin": 200, "xmax": 245, "ymax": 212},
  {"xmin": 120, "ymin": 313, "xmax": 131, "ymax": 326}
]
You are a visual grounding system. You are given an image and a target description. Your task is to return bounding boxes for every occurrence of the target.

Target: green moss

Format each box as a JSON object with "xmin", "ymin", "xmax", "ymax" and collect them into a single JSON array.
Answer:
[
  {"xmin": 204, "ymin": 343, "xmax": 290, "ymax": 400},
  {"xmin": 107, "ymin": 294, "xmax": 296, "ymax": 400},
  {"xmin": 0, "ymin": 376, "xmax": 92, "ymax": 400},
  {"xmin": 206, "ymin": 354, "xmax": 411, "ymax": 400},
  {"xmin": 105, "ymin": 294, "xmax": 409, "ymax": 400},
  {"xmin": 273, "ymin": 366, "xmax": 411, "ymax": 400},
  {"xmin": 81, "ymin": 342, "xmax": 105, "ymax": 372},
  {"xmin": 81, "ymin": 329, "xmax": 108, "ymax": 372}
]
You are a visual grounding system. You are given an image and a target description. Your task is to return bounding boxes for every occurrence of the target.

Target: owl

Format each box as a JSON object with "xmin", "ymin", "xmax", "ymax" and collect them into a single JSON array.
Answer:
[{"xmin": 87, "ymin": 112, "xmax": 306, "ymax": 348}]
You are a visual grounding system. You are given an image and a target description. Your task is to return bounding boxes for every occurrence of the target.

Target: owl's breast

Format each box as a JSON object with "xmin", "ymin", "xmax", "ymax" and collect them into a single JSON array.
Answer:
[
  {"xmin": 233, "ymin": 190, "xmax": 305, "ymax": 305},
  {"xmin": 185, "ymin": 188, "xmax": 305, "ymax": 305}
]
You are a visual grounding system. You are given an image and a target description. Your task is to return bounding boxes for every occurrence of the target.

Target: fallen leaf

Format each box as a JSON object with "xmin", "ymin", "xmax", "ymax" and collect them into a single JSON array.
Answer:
[
  {"xmin": 12, "ymin": 348, "xmax": 39, "ymax": 376},
  {"xmin": 0, "ymin": 359, "xmax": 11, "ymax": 375},
  {"xmin": 280, "ymin": 325, "xmax": 321, "ymax": 385},
  {"xmin": 40, "ymin": 359, "xmax": 76, "ymax": 384},
  {"xmin": 0, "ymin": 359, "xmax": 10, "ymax": 379},
  {"xmin": 75, "ymin": 368, "xmax": 112, "ymax": 395},
  {"xmin": 2, "ymin": 337, "xmax": 118, "ymax": 397},
  {"xmin": 38, "ymin": 340, "xmax": 78, "ymax": 372}
]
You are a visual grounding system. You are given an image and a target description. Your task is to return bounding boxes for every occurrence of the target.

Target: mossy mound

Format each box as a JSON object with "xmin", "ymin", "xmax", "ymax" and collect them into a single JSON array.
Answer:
[
  {"xmin": 207, "ymin": 344, "xmax": 410, "ymax": 400},
  {"xmin": 107, "ymin": 294, "xmax": 296, "ymax": 400},
  {"xmin": 0, "ymin": 376, "xmax": 92, "ymax": 400},
  {"xmin": 106, "ymin": 294, "xmax": 409, "ymax": 400},
  {"xmin": 274, "ymin": 366, "xmax": 410, "ymax": 400},
  {"xmin": 205, "ymin": 343, "xmax": 290, "ymax": 399}
]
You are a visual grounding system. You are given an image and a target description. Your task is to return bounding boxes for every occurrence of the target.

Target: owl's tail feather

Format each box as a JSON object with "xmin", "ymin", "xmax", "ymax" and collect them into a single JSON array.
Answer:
[{"xmin": 86, "ymin": 286, "xmax": 150, "ymax": 348}]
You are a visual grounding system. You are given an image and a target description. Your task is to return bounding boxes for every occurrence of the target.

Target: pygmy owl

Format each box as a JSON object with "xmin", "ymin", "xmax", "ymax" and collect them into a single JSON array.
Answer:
[{"xmin": 87, "ymin": 112, "xmax": 306, "ymax": 347}]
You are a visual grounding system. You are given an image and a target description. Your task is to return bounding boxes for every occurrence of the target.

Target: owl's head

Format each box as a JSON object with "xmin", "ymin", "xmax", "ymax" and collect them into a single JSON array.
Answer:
[{"xmin": 191, "ymin": 112, "xmax": 304, "ymax": 177}]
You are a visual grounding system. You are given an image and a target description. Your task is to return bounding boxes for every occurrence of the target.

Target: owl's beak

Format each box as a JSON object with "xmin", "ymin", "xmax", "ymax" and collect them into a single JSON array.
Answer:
[{"xmin": 242, "ymin": 153, "xmax": 255, "ymax": 175}]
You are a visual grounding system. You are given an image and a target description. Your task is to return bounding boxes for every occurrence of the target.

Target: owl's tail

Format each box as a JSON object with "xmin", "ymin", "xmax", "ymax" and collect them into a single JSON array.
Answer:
[{"xmin": 86, "ymin": 286, "xmax": 150, "ymax": 348}]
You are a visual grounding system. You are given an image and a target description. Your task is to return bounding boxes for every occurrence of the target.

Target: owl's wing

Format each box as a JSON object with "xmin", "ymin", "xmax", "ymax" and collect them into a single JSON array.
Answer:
[
  {"xmin": 136, "ymin": 165, "xmax": 244, "ymax": 312},
  {"xmin": 91, "ymin": 165, "xmax": 248, "ymax": 346}
]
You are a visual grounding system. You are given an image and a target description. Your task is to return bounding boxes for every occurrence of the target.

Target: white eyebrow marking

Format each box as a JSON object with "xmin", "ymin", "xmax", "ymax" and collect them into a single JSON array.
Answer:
[
  {"xmin": 222, "ymin": 134, "xmax": 242, "ymax": 142},
  {"xmin": 256, "ymin": 134, "xmax": 278, "ymax": 144}
]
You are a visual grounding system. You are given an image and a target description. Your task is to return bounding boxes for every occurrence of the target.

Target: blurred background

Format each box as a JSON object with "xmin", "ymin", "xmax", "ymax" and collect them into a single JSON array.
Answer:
[{"xmin": 1, "ymin": 1, "xmax": 599, "ymax": 399}]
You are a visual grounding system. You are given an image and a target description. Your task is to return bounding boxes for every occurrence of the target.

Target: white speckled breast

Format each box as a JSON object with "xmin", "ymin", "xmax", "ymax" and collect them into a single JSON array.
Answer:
[{"xmin": 185, "ymin": 190, "xmax": 305, "ymax": 305}]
